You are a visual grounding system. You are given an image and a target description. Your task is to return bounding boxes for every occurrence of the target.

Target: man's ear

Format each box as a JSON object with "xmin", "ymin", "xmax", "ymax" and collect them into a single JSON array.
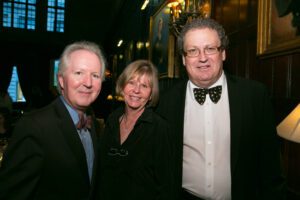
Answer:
[
  {"xmin": 58, "ymin": 74, "xmax": 64, "ymax": 90},
  {"xmin": 222, "ymin": 50, "xmax": 226, "ymax": 61}
]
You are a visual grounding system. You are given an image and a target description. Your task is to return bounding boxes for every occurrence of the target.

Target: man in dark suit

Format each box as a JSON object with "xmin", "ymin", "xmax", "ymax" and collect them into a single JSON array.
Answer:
[
  {"xmin": 0, "ymin": 41, "xmax": 106, "ymax": 200},
  {"xmin": 156, "ymin": 18, "xmax": 285, "ymax": 200}
]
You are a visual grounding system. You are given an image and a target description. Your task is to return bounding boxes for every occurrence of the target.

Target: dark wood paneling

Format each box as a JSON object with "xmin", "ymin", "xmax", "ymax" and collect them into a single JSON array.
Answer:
[
  {"xmin": 273, "ymin": 55, "xmax": 290, "ymax": 98},
  {"xmin": 214, "ymin": 0, "xmax": 300, "ymax": 198},
  {"xmin": 291, "ymin": 54, "xmax": 300, "ymax": 99},
  {"xmin": 284, "ymin": 140, "xmax": 300, "ymax": 198},
  {"xmin": 220, "ymin": 0, "xmax": 240, "ymax": 33}
]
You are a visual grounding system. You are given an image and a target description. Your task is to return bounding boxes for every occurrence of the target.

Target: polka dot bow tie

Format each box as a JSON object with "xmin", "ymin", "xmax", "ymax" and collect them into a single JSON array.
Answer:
[{"xmin": 193, "ymin": 86, "xmax": 222, "ymax": 105}]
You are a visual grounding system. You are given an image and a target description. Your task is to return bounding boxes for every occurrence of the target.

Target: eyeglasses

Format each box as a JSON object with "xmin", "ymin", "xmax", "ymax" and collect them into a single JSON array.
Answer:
[
  {"xmin": 183, "ymin": 46, "xmax": 223, "ymax": 57},
  {"xmin": 108, "ymin": 147, "xmax": 128, "ymax": 157}
]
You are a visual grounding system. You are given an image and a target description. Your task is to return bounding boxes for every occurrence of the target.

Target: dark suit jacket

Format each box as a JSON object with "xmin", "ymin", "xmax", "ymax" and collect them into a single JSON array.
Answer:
[
  {"xmin": 0, "ymin": 97, "xmax": 102, "ymax": 200},
  {"xmin": 156, "ymin": 73, "xmax": 285, "ymax": 200}
]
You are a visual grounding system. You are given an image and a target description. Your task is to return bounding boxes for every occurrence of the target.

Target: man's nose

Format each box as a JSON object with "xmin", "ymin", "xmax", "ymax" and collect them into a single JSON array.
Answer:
[
  {"xmin": 197, "ymin": 50, "xmax": 209, "ymax": 61},
  {"xmin": 83, "ymin": 75, "xmax": 92, "ymax": 87}
]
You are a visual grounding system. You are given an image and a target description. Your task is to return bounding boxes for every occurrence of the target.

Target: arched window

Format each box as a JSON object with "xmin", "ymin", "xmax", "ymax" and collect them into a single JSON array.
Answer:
[{"xmin": 7, "ymin": 66, "xmax": 26, "ymax": 102}]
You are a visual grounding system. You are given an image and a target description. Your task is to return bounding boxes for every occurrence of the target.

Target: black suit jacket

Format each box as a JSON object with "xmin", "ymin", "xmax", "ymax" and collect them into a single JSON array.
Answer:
[
  {"xmin": 0, "ymin": 97, "xmax": 102, "ymax": 200},
  {"xmin": 156, "ymin": 73, "xmax": 285, "ymax": 200}
]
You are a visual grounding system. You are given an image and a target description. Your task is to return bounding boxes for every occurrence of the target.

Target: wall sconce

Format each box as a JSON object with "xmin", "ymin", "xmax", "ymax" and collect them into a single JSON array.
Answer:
[
  {"xmin": 168, "ymin": 0, "xmax": 211, "ymax": 36},
  {"xmin": 277, "ymin": 104, "xmax": 300, "ymax": 143}
]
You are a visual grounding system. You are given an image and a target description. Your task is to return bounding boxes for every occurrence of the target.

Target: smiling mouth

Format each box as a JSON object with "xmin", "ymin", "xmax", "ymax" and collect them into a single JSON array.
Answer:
[
  {"xmin": 197, "ymin": 65, "xmax": 210, "ymax": 69},
  {"xmin": 129, "ymin": 96, "xmax": 141, "ymax": 101},
  {"xmin": 80, "ymin": 91, "xmax": 92, "ymax": 95}
]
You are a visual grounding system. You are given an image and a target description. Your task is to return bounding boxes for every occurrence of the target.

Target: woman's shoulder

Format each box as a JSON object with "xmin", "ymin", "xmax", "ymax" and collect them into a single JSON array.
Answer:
[{"xmin": 144, "ymin": 108, "xmax": 169, "ymax": 130}]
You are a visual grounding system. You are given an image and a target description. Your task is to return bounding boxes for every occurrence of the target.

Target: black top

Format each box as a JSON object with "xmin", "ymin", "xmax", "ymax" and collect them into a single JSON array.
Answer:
[{"xmin": 98, "ymin": 106, "xmax": 173, "ymax": 200}]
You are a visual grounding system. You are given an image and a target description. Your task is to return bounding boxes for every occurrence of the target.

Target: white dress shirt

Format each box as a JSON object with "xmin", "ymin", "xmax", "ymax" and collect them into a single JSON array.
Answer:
[{"xmin": 182, "ymin": 71, "xmax": 232, "ymax": 200}]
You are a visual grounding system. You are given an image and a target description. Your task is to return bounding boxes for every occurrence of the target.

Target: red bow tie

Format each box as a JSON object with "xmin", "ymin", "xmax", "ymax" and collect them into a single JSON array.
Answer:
[{"xmin": 76, "ymin": 114, "xmax": 92, "ymax": 130}]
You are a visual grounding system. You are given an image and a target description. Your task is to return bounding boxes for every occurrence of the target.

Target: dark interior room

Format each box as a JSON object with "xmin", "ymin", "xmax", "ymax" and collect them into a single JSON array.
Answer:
[{"xmin": 0, "ymin": 0, "xmax": 300, "ymax": 199}]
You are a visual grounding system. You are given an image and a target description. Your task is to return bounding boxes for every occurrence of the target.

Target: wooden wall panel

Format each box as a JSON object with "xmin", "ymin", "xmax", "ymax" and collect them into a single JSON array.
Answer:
[
  {"xmin": 224, "ymin": 33, "xmax": 240, "ymax": 74},
  {"xmin": 273, "ymin": 55, "xmax": 290, "ymax": 98},
  {"xmin": 247, "ymin": 0, "xmax": 258, "ymax": 25},
  {"xmin": 213, "ymin": 0, "xmax": 300, "ymax": 198},
  {"xmin": 291, "ymin": 54, "xmax": 300, "ymax": 99},
  {"xmin": 256, "ymin": 58, "xmax": 274, "ymax": 90},
  {"xmin": 220, "ymin": 0, "xmax": 240, "ymax": 33},
  {"xmin": 284, "ymin": 140, "xmax": 300, "ymax": 198},
  {"xmin": 247, "ymin": 36, "xmax": 258, "ymax": 79}
]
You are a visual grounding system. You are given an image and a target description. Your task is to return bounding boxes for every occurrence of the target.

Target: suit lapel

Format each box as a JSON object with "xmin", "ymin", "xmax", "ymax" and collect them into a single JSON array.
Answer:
[
  {"xmin": 226, "ymin": 74, "xmax": 243, "ymax": 174},
  {"xmin": 171, "ymin": 81, "xmax": 188, "ymax": 186},
  {"xmin": 54, "ymin": 98, "xmax": 90, "ymax": 185},
  {"xmin": 89, "ymin": 117, "xmax": 101, "ymax": 186},
  {"xmin": 177, "ymin": 81, "xmax": 188, "ymax": 148}
]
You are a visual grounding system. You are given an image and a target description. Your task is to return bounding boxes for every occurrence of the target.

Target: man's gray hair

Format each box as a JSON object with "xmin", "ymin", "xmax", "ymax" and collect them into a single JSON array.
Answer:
[{"xmin": 56, "ymin": 41, "xmax": 107, "ymax": 94}]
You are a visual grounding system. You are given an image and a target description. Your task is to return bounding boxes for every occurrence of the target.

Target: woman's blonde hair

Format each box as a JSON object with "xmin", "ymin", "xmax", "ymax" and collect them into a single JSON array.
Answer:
[{"xmin": 116, "ymin": 60, "xmax": 159, "ymax": 107}]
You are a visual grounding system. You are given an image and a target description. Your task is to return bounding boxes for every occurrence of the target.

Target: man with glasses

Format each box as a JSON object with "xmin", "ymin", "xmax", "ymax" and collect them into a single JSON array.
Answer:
[{"xmin": 156, "ymin": 18, "xmax": 285, "ymax": 200}]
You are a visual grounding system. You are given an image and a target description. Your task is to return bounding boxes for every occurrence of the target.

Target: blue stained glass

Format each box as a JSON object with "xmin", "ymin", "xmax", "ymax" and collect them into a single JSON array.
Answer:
[
  {"xmin": 2, "ymin": 1, "xmax": 36, "ymax": 30},
  {"xmin": 47, "ymin": 2, "xmax": 65, "ymax": 33},
  {"xmin": 7, "ymin": 66, "xmax": 26, "ymax": 103},
  {"xmin": 57, "ymin": 0, "xmax": 65, "ymax": 8},
  {"xmin": 47, "ymin": 8, "xmax": 55, "ymax": 31},
  {"xmin": 28, "ymin": 0, "xmax": 36, "ymax": 4},
  {"xmin": 1, "ymin": 0, "xmax": 64, "ymax": 32},
  {"xmin": 3, "ymin": 3, "xmax": 12, "ymax": 27},
  {"xmin": 15, "ymin": 0, "xmax": 26, "ymax": 3},
  {"xmin": 13, "ymin": 3, "xmax": 26, "ymax": 28},
  {"xmin": 48, "ymin": 0, "xmax": 55, "ymax": 7},
  {"xmin": 27, "ymin": 5, "xmax": 36, "ymax": 30}
]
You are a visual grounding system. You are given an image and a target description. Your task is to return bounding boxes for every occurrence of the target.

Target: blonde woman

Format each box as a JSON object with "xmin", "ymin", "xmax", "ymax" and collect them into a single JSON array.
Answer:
[{"xmin": 98, "ymin": 60, "xmax": 173, "ymax": 200}]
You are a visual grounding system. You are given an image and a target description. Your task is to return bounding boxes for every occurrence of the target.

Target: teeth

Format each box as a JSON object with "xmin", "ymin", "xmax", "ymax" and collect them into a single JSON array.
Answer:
[
  {"xmin": 130, "ymin": 96, "xmax": 140, "ymax": 100},
  {"xmin": 130, "ymin": 96, "xmax": 141, "ymax": 101},
  {"xmin": 198, "ymin": 65, "xmax": 209, "ymax": 69}
]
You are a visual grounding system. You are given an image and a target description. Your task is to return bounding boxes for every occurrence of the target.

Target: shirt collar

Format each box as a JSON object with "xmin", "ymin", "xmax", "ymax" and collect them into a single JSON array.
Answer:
[
  {"xmin": 60, "ymin": 95, "xmax": 80, "ymax": 125},
  {"xmin": 188, "ymin": 70, "xmax": 225, "ymax": 100}
]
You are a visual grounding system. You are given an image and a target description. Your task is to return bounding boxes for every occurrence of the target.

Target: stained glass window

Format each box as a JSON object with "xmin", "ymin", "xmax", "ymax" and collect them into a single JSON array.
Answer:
[
  {"xmin": 47, "ymin": 0, "xmax": 65, "ymax": 32},
  {"xmin": 2, "ymin": 0, "xmax": 36, "ymax": 30}
]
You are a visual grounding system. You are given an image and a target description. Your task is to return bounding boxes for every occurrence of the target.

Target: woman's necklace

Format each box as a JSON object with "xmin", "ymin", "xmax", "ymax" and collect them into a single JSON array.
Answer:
[
  {"xmin": 120, "ymin": 114, "xmax": 134, "ymax": 131},
  {"xmin": 120, "ymin": 114, "xmax": 134, "ymax": 132},
  {"xmin": 119, "ymin": 114, "xmax": 135, "ymax": 144},
  {"xmin": 119, "ymin": 109, "xmax": 144, "ymax": 144}
]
